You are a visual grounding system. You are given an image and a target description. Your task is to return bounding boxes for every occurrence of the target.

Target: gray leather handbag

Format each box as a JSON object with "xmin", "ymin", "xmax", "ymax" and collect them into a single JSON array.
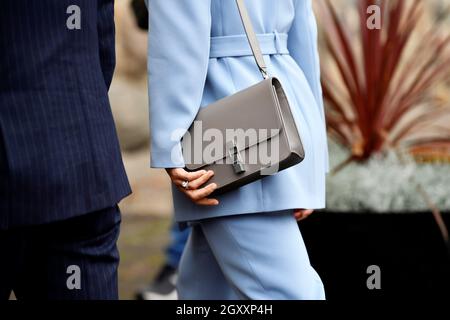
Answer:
[{"xmin": 182, "ymin": 0, "xmax": 305, "ymax": 195}]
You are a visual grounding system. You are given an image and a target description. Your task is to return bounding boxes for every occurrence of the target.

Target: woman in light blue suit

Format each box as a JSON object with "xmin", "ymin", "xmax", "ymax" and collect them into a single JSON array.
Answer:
[{"xmin": 146, "ymin": 0, "xmax": 328, "ymax": 299}]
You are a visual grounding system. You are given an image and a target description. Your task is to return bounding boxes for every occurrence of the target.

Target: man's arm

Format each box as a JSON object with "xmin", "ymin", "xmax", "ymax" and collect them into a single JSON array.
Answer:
[{"xmin": 97, "ymin": 0, "xmax": 116, "ymax": 90}]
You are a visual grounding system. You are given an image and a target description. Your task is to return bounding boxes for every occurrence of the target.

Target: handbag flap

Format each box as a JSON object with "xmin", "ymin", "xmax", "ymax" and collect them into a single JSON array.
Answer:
[{"xmin": 182, "ymin": 78, "xmax": 283, "ymax": 170}]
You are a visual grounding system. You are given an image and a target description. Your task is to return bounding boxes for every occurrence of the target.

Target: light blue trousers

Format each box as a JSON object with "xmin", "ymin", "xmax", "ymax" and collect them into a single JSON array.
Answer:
[{"xmin": 177, "ymin": 210, "xmax": 325, "ymax": 300}]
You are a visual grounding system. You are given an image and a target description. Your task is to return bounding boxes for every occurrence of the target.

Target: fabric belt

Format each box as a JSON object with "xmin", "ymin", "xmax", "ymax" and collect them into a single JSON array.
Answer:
[{"xmin": 210, "ymin": 32, "xmax": 289, "ymax": 58}]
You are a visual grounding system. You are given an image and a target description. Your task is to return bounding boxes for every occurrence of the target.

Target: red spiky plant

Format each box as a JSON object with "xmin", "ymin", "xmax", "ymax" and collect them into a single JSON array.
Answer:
[
  {"xmin": 317, "ymin": 0, "xmax": 450, "ymax": 242},
  {"xmin": 317, "ymin": 0, "xmax": 450, "ymax": 172}
]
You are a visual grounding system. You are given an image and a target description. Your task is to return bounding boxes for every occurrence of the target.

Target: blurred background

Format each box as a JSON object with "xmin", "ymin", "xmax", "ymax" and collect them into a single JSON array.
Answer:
[{"xmin": 111, "ymin": 0, "xmax": 450, "ymax": 299}]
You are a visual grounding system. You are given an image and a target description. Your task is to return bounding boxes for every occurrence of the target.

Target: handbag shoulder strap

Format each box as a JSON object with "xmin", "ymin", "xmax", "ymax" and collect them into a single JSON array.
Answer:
[{"xmin": 235, "ymin": 0, "xmax": 269, "ymax": 79}]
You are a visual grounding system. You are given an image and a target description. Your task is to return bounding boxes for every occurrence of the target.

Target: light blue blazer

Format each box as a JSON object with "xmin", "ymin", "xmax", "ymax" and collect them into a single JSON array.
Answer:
[{"xmin": 146, "ymin": 0, "xmax": 329, "ymax": 223}]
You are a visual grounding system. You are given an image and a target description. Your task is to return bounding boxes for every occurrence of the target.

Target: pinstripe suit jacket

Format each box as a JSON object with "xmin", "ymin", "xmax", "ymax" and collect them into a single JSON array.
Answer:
[{"xmin": 0, "ymin": 0, "xmax": 131, "ymax": 229}]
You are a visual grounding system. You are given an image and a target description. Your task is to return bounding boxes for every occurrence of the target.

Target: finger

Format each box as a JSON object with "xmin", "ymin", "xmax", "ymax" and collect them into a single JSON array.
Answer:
[
  {"xmin": 167, "ymin": 169, "xmax": 183, "ymax": 186},
  {"xmin": 296, "ymin": 209, "xmax": 314, "ymax": 221},
  {"xmin": 188, "ymin": 170, "xmax": 214, "ymax": 190},
  {"xmin": 185, "ymin": 170, "xmax": 208, "ymax": 182},
  {"xmin": 187, "ymin": 183, "xmax": 217, "ymax": 201},
  {"xmin": 195, "ymin": 198, "xmax": 220, "ymax": 206},
  {"xmin": 171, "ymin": 170, "xmax": 207, "ymax": 188},
  {"xmin": 295, "ymin": 209, "xmax": 313, "ymax": 215},
  {"xmin": 294, "ymin": 212, "xmax": 304, "ymax": 220},
  {"xmin": 172, "ymin": 179, "xmax": 184, "ymax": 187},
  {"xmin": 172, "ymin": 168, "xmax": 206, "ymax": 181},
  {"xmin": 169, "ymin": 168, "xmax": 186, "ymax": 180},
  {"xmin": 173, "ymin": 171, "xmax": 212, "ymax": 189}
]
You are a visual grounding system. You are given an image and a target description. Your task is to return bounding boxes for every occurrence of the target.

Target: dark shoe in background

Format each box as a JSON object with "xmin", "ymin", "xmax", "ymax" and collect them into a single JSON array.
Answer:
[
  {"xmin": 135, "ymin": 265, "xmax": 178, "ymax": 300},
  {"xmin": 130, "ymin": 0, "xmax": 148, "ymax": 31}
]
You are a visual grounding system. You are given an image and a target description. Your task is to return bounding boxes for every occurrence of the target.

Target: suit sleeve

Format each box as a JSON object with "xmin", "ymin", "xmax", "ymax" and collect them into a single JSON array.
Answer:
[
  {"xmin": 288, "ymin": 0, "xmax": 329, "ymax": 173},
  {"xmin": 97, "ymin": 0, "xmax": 116, "ymax": 90},
  {"xmin": 145, "ymin": 0, "xmax": 211, "ymax": 168}
]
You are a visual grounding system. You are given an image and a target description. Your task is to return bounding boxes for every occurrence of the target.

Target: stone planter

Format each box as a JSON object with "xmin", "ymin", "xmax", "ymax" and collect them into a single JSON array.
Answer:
[{"xmin": 299, "ymin": 211, "xmax": 450, "ymax": 299}]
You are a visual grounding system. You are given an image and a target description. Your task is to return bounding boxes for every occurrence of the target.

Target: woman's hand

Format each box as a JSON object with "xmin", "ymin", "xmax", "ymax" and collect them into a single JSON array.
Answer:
[
  {"xmin": 166, "ymin": 168, "xmax": 219, "ymax": 206},
  {"xmin": 294, "ymin": 209, "xmax": 314, "ymax": 221}
]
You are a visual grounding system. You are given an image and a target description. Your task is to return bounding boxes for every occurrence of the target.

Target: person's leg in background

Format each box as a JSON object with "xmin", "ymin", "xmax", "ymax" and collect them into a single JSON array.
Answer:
[
  {"xmin": 165, "ymin": 222, "xmax": 191, "ymax": 270},
  {"xmin": 136, "ymin": 220, "xmax": 190, "ymax": 300}
]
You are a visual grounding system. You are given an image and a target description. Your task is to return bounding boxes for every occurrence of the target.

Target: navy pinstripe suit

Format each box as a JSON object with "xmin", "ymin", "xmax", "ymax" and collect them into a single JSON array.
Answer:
[{"xmin": 0, "ymin": 0, "xmax": 131, "ymax": 299}]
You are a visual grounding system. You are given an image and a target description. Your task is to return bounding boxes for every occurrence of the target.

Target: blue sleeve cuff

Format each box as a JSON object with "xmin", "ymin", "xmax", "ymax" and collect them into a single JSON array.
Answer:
[{"xmin": 150, "ymin": 144, "xmax": 185, "ymax": 169}]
